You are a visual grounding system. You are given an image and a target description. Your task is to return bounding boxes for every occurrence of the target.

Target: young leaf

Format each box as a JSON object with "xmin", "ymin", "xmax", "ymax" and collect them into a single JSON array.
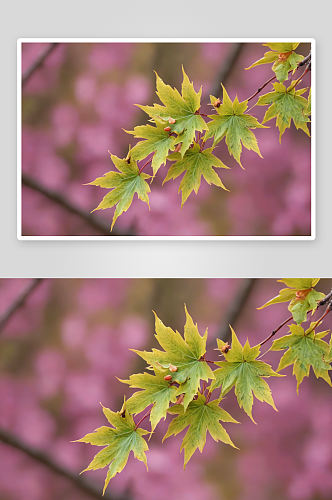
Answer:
[
  {"xmin": 74, "ymin": 400, "xmax": 148, "ymax": 494},
  {"xmin": 119, "ymin": 366, "xmax": 178, "ymax": 432},
  {"xmin": 132, "ymin": 306, "xmax": 215, "ymax": 411},
  {"xmin": 138, "ymin": 68, "xmax": 207, "ymax": 156},
  {"xmin": 271, "ymin": 324, "xmax": 332, "ymax": 393},
  {"xmin": 205, "ymin": 85, "xmax": 267, "ymax": 168},
  {"xmin": 86, "ymin": 152, "xmax": 151, "ymax": 230},
  {"xmin": 257, "ymin": 279, "xmax": 325, "ymax": 325},
  {"xmin": 125, "ymin": 121, "xmax": 176, "ymax": 176},
  {"xmin": 256, "ymin": 82, "xmax": 310, "ymax": 141},
  {"xmin": 245, "ymin": 42, "xmax": 304, "ymax": 82},
  {"xmin": 164, "ymin": 142, "xmax": 229, "ymax": 207},
  {"xmin": 211, "ymin": 327, "xmax": 282, "ymax": 423},
  {"xmin": 163, "ymin": 392, "xmax": 238, "ymax": 468}
]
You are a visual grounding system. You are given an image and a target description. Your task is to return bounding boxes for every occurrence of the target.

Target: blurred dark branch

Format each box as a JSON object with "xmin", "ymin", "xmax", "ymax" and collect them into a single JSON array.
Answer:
[
  {"xmin": 216, "ymin": 278, "xmax": 256, "ymax": 343},
  {"xmin": 0, "ymin": 427, "xmax": 130, "ymax": 500},
  {"xmin": 0, "ymin": 278, "xmax": 43, "ymax": 333},
  {"xmin": 208, "ymin": 43, "xmax": 244, "ymax": 99},
  {"xmin": 22, "ymin": 173, "xmax": 132, "ymax": 236},
  {"xmin": 22, "ymin": 43, "xmax": 59, "ymax": 87}
]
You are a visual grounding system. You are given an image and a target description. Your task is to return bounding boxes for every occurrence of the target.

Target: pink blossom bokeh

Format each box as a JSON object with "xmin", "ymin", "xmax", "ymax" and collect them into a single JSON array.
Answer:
[
  {"xmin": 0, "ymin": 278, "xmax": 331, "ymax": 500},
  {"xmin": 21, "ymin": 42, "xmax": 312, "ymax": 236}
]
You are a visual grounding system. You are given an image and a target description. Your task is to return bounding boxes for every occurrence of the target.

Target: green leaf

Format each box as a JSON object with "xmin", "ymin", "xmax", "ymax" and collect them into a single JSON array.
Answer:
[
  {"xmin": 74, "ymin": 400, "xmax": 148, "ymax": 494},
  {"xmin": 205, "ymin": 85, "xmax": 267, "ymax": 168},
  {"xmin": 304, "ymin": 88, "xmax": 311, "ymax": 117},
  {"xmin": 125, "ymin": 121, "xmax": 176, "ymax": 176},
  {"xmin": 271, "ymin": 324, "xmax": 332, "ymax": 393},
  {"xmin": 133, "ymin": 306, "xmax": 215, "ymax": 411},
  {"xmin": 119, "ymin": 366, "xmax": 178, "ymax": 432},
  {"xmin": 257, "ymin": 279, "xmax": 325, "ymax": 325},
  {"xmin": 245, "ymin": 43, "xmax": 304, "ymax": 82},
  {"xmin": 163, "ymin": 393, "xmax": 238, "ymax": 468},
  {"xmin": 163, "ymin": 142, "xmax": 229, "ymax": 206},
  {"xmin": 86, "ymin": 152, "xmax": 151, "ymax": 230},
  {"xmin": 138, "ymin": 68, "xmax": 207, "ymax": 156},
  {"xmin": 211, "ymin": 327, "xmax": 282, "ymax": 423},
  {"xmin": 256, "ymin": 82, "xmax": 310, "ymax": 141}
]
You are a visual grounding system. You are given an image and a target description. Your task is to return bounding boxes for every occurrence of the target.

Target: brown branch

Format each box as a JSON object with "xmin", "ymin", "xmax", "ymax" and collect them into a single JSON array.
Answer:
[
  {"xmin": 0, "ymin": 278, "xmax": 43, "ymax": 333},
  {"xmin": 208, "ymin": 43, "xmax": 245, "ymax": 99},
  {"xmin": 22, "ymin": 43, "xmax": 59, "ymax": 88},
  {"xmin": 259, "ymin": 315, "xmax": 293, "ymax": 347},
  {"xmin": 135, "ymin": 409, "xmax": 152, "ymax": 431},
  {"xmin": 215, "ymin": 279, "xmax": 256, "ymax": 344},
  {"xmin": 0, "ymin": 426, "xmax": 129, "ymax": 500},
  {"xmin": 247, "ymin": 74, "xmax": 277, "ymax": 103},
  {"xmin": 22, "ymin": 173, "xmax": 134, "ymax": 236}
]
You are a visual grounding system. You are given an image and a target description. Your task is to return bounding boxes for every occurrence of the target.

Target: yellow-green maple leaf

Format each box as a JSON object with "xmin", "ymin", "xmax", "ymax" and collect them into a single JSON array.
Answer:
[
  {"xmin": 164, "ymin": 142, "xmax": 229, "ymax": 207},
  {"xmin": 256, "ymin": 82, "xmax": 310, "ymax": 141},
  {"xmin": 86, "ymin": 152, "xmax": 151, "ymax": 230},
  {"xmin": 271, "ymin": 324, "xmax": 332, "ymax": 393},
  {"xmin": 119, "ymin": 366, "xmax": 178, "ymax": 432},
  {"xmin": 246, "ymin": 43, "xmax": 304, "ymax": 82},
  {"xmin": 125, "ymin": 121, "xmax": 176, "ymax": 176},
  {"xmin": 205, "ymin": 85, "xmax": 267, "ymax": 168},
  {"xmin": 133, "ymin": 306, "xmax": 215, "ymax": 411},
  {"xmin": 163, "ymin": 393, "xmax": 238, "ymax": 468},
  {"xmin": 138, "ymin": 68, "xmax": 207, "ymax": 157},
  {"xmin": 258, "ymin": 279, "xmax": 324, "ymax": 325},
  {"xmin": 74, "ymin": 400, "xmax": 149, "ymax": 494},
  {"xmin": 211, "ymin": 327, "xmax": 282, "ymax": 423}
]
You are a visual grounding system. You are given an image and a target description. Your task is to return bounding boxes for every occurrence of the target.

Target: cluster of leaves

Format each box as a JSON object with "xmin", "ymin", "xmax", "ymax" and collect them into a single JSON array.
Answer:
[
  {"xmin": 75, "ymin": 280, "xmax": 331, "ymax": 494},
  {"xmin": 86, "ymin": 42, "xmax": 311, "ymax": 230}
]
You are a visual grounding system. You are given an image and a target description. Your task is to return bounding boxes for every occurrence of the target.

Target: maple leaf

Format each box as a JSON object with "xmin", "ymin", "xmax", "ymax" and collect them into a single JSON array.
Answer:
[
  {"xmin": 86, "ymin": 151, "xmax": 151, "ymax": 230},
  {"xmin": 163, "ymin": 392, "xmax": 238, "ymax": 468},
  {"xmin": 271, "ymin": 324, "xmax": 332, "ymax": 393},
  {"xmin": 74, "ymin": 400, "xmax": 148, "ymax": 494},
  {"xmin": 132, "ymin": 306, "xmax": 215, "ymax": 411},
  {"xmin": 125, "ymin": 121, "xmax": 176, "ymax": 176},
  {"xmin": 205, "ymin": 85, "xmax": 267, "ymax": 168},
  {"xmin": 258, "ymin": 279, "xmax": 325, "ymax": 325},
  {"xmin": 119, "ymin": 366, "xmax": 178, "ymax": 432},
  {"xmin": 304, "ymin": 88, "xmax": 311, "ymax": 117},
  {"xmin": 256, "ymin": 82, "xmax": 310, "ymax": 141},
  {"xmin": 245, "ymin": 42, "xmax": 304, "ymax": 82},
  {"xmin": 211, "ymin": 327, "xmax": 282, "ymax": 423},
  {"xmin": 163, "ymin": 142, "xmax": 229, "ymax": 206},
  {"xmin": 138, "ymin": 67, "xmax": 207, "ymax": 156}
]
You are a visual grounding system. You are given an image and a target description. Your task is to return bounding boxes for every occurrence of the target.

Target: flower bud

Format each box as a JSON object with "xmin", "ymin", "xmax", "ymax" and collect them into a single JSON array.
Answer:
[
  {"xmin": 164, "ymin": 375, "xmax": 172, "ymax": 381},
  {"xmin": 164, "ymin": 126, "xmax": 171, "ymax": 132},
  {"xmin": 169, "ymin": 364, "xmax": 178, "ymax": 372}
]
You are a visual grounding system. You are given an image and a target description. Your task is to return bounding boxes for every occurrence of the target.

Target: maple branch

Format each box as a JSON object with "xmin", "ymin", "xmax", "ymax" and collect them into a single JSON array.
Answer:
[
  {"xmin": 287, "ymin": 63, "xmax": 311, "ymax": 92},
  {"xmin": 0, "ymin": 278, "xmax": 43, "ymax": 334},
  {"xmin": 22, "ymin": 43, "xmax": 59, "ymax": 87},
  {"xmin": 138, "ymin": 156, "xmax": 153, "ymax": 175},
  {"xmin": 0, "ymin": 426, "xmax": 127, "ymax": 500},
  {"xmin": 205, "ymin": 391, "xmax": 212, "ymax": 404},
  {"xmin": 259, "ymin": 315, "xmax": 293, "ymax": 347},
  {"xmin": 22, "ymin": 173, "xmax": 134, "ymax": 236},
  {"xmin": 318, "ymin": 290, "xmax": 332, "ymax": 307},
  {"xmin": 306, "ymin": 305, "xmax": 332, "ymax": 335},
  {"xmin": 134, "ymin": 408, "xmax": 152, "ymax": 431},
  {"xmin": 247, "ymin": 75, "xmax": 277, "ymax": 103}
]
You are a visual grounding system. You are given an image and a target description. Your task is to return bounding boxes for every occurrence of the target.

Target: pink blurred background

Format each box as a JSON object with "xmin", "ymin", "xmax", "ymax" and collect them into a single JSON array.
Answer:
[
  {"xmin": 21, "ymin": 42, "xmax": 312, "ymax": 236},
  {"xmin": 0, "ymin": 278, "xmax": 331, "ymax": 500}
]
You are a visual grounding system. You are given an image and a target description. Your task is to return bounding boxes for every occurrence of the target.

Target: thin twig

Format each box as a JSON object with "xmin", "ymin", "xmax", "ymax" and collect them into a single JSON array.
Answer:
[
  {"xmin": 22, "ymin": 43, "xmax": 59, "ymax": 87},
  {"xmin": 247, "ymin": 75, "xmax": 276, "ymax": 103},
  {"xmin": 0, "ymin": 278, "xmax": 43, "ymax": 333},
  {"xmin": 22, "ymin": 173, "xmax": 134, "ymax": 236},
  {"xmin": 259, "ymin": 315, "xmax": 293, "ymax": 347},
  {"xmin": 0, "ymin": 426, "xmax": 128, "ymax": 500},
  {"xmin": 306, "ymin": 305, "xmax": 332, "ymax": 335},
  {"xmin": 135, "ymin": 409, "xmax": 152, "ymax": 431}
]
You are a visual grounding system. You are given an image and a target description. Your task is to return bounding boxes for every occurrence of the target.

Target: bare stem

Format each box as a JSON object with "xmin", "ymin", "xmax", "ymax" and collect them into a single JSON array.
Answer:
[
  {"xmin": 0, "ymin": 278, "xmax": 43, "ymax": 333},
  {"xmin": 138, "ymin": 157, "xmax": 153, "ymax": 175},
  {"xmin": 0, "ymin": 426, "xmax": 124, "ymax": 500},
  {"xmin": 135, "ymin": 409, "xmax": 152, "ymax": 431},
  {"xmin": 260, "ymin": 315, "xmax": 293, "ymax": 347},
  {"xmin": 22, "ymin": 43, "xmax": 59, "ymax": 87},
  {"xmin": 22, "ymin": 173, "xmax": 132, "ymax": 236}
]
